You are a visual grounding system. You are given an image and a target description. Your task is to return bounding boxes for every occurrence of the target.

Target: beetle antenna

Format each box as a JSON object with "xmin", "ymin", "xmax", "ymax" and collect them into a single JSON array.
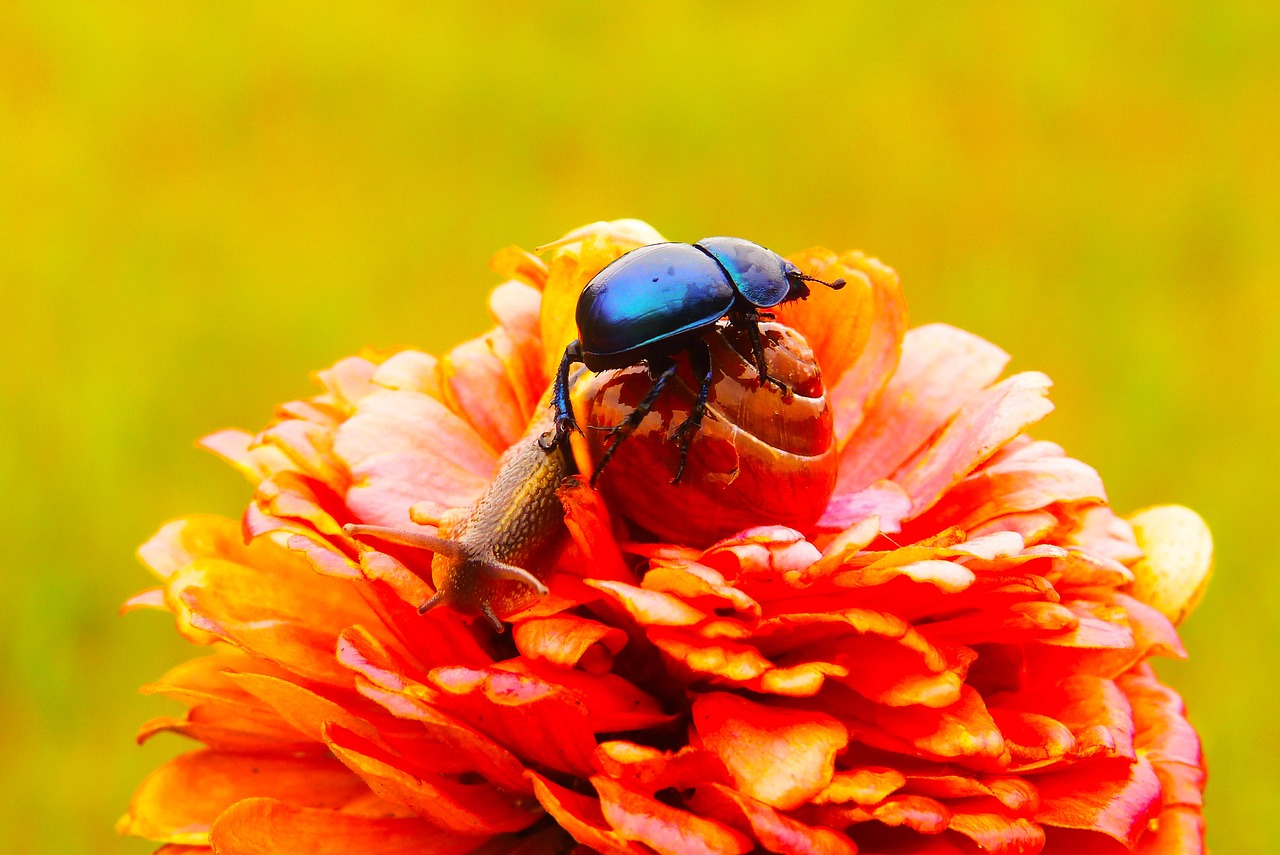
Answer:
[{"xmin": 795, "ymin": 272, "xmax": 847, "ymax": 291}]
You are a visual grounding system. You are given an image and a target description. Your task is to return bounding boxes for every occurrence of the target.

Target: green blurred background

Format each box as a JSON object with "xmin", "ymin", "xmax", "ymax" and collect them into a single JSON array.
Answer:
[{"xmin": 1, "ymin": 2, "xmax": 1275, "ymax": 852}]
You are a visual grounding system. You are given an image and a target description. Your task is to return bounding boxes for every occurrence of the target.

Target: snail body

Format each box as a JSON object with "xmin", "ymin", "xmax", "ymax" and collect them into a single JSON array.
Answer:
[{"xmin": 346, "ymin": 396, "xmax": 573, "ymax": 632}]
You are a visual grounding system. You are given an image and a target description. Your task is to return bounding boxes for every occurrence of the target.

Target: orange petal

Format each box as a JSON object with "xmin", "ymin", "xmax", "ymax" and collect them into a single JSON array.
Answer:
[
  {"xmin": 947, "ymin": 801, "xmax": 1046, "ymax": 854},
  {"xmin": 642, "ymin": 558, "xmax": 761, "ymax": 619},
  {"xmin": 692, "ymin": 692, "xmax": 848, "ymax": 810},
  {"xmin": 136, "ymin": 710, "xmax": 317, "ymax": 755},
  {"xmin": 324, "ymin": 724, "xmax": 540, "ymax": 834},
  {"xmin": 199, "ymin": 428, "xmax": 290, "ymax": 484},
  {"xmin": 168, "ymin": 553, "xmax": 389, "ymax": 686},
  {"xmin": 512, "ymin": 615, "xmax": 628, "ymax": 670},
  {"xmin": 315, "ymin": 355, "xmax": 380, "ymax": 410},
  {"xmin": 352, "ymin": 552, "xmax": 494, "ymax": 669},
  {"xmin": 812, "ymin": 767, "xmax": 907, "ymax": 805},
  {"xmin": 489, "ymin": 246, "xmax": 549, "ymax": 291},
  {"xmin": 138, "ymin": 515, "xmax": 265, "ymax": 580},
  {"xmin": 894, "ymin": 372, "xmax": 1055, "ymax": 516},
  {"xmin": 1136, "ymin": 805, "xmax": 1205, "ymax": 854},
  {"xmin": 117, "ymin": 750, "xmax": 367, "ymax": 845},
  {"xmin": 259, "ymin": 417, "xmax": 347, "ymax": 488},
  {"xmin": 348, "ymin": 679, "xmax": 531, "ymax": 793},
  {"xmin": 122, "ymin": 586, "xmax": 167, "ymax": 613},
  {"xmin": 905, "ymin": 454, "xmax": 1106, "ymax": 538},
  {"xmin": 803, "ymin": 793, "xmax": 952, "ymax": 835},
  {"xmin": 789, "ymin": 250, "xmax": 907, "ymax": 442},
  {"xmin": 772, "ymin": 248, "xmax": 876, "ymax": 403},
  {"xmin": 500, "ymin": 658, "xmax": 672, "ymax": 732},
  {"xmin": 526, "ymin": 772, "xmax": 647, "ymax": 855},
  {"xmin": 591, "ymin": 776, "xmax": 752, "ymax": 855},
  {"xmin": 489, "ymin": 281, "xmax": 548, "ymax": 404},
  {"xmin": 207, "ymin": 797, "xmax": 484, "ymax": 855},
  {"xmin": 593, "ymin": 742, "xmax": 731, "ymax": 792},
  {"xmin": 837, "ymin": 324, "xmax": 1008, "ymax": 494},
  {"xmin": 903, "ymin": 773, "xmax": 1039, "ymax": 814},
  {"xmin": 439, "ymin": 328, "xmax": 538, "ymax": 452},
  {"xmin": 691, "ymin": 783, "xmax": 857, "ymax": 855},
  {"xmin": 1035, "ymin": 755, "xmax": 1161, "ymax": 848},
  {"xmin": 589, "ymin": 580, "xmax": 711, "ymax": 626},
  {"xmin": 835, "ymin": 684, "xmax": 1008, "ymax": 768},
  {"xmin": 1121, "ymin": 665, "xmax": 1205, "ymax": 809},
  {"xmin": 224, "ymin": 671, "xmax": 409, "ymax": 748},
  {"xmin": 557, "ymin": 475, "xmax": 633, "ymax": 583},
  {"xmin": 427, "ymin": 665, "xmax": 599, "ymax": 777}
]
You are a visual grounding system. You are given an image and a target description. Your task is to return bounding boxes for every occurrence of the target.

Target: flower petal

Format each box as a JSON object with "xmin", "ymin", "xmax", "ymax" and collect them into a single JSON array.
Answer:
[
  {"xmin": 1125, "ymin": 505, "xmax": 1213, "ymax": 625},
  {"xmin": 894, "ymin": 372, "xmax": 1055, "ymax": 516},
  {"xmin": 836, "ymin": 324, "xmax": 1009, "ymax": 494},
  {"xmin": 117, "ymin": 751, "xmax": 366, "ymax": 845},
  {"xmin": 324, "ymin": 724, "xmax": 541, "ymax": 834},
  {"xmin": 786, "ymin": 251, "xmax": 907, "ymax": 442},
  {"xmin": 1035, "ymin": 755, "xmax": 1161, "ymax": 848},
  {"xmin": 692, "ymin": 783, "xmax": 858, "ymax": 855},
  {"xmin": 591, "ymin": 776, "xmax": 752, "ymax": 855},
  {"xmin": 526, "ymin": 772, "xmax": 647, "ymax": 855},
  {"xmin": 207, "ymin": 797, "xmax": 485, "ymax": 855},
  {"xmin": 427, "ymin": 665, "xmax": 600, "ymax": 777},
  {"xmin": 335, "ymin": 389, "xmax": 496, "ymax": 525},
  {"xmin": 512, "ymin": 615, "xmax": 628, "ymax": 670},
  {"xmin": 693, "ymin": 692, "xmax": 848, "ymax": 810}
]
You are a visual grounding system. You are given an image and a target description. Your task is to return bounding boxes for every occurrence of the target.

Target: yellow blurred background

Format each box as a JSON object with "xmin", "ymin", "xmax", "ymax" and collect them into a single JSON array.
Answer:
[{"xmin": 1, "ymin": 2, "xmax": 1275, "ymax": 852}]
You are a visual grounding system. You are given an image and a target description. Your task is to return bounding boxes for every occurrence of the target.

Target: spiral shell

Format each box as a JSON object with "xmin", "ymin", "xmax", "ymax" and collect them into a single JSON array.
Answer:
[{"xmin": 571, "ymin": 320, "xmax": 837, "ymax": 545}]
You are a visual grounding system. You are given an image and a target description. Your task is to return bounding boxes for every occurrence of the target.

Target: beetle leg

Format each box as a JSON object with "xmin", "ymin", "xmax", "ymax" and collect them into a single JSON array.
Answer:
[
  {"xmin": 590, "ymin": 358, "xmax": 678, "ymax": 486},
  {"xmin": 669, "ymin": 340, "xmax": 713, "ymax": 484},
  {"xmin": 542, "ymin": 341, "xmax": 585, "ymax": 452},
  {"xmin": 740, "ymin": 310, "xmax": 793, "ymax": 400}
]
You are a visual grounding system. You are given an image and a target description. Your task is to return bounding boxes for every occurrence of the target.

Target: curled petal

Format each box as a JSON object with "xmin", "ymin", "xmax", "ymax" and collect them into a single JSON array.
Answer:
[
  {"xmin": 1125, "ymin": 505, "xmax": 1213, "ymax": 625},
  {"xmin": 812, "ymin": 767, "xmax": 907, "ymax": 806},
  {"xmin": 947, "ymin": 801, "xmax": 1046, "ymax": 854},
  {"xmin": 591, "ymin": 776, "xmax": 752, "ymax": 855},
  {"xmin": 526, "ymin": 772, "xmax": 647, "ymax": 855},
  {"xmin": 593, "ymin": 742, "xmax": 730, "ymax": 792},
  {"xmin": 512, "ymin": 615, "xmax": 628, "ymax": 670},
  {"xmin": 1035, "ymin": 756, "xmax": 1161, "ymax": 848},
  {"xmin": 691, "ymin": 783, "xmax": 858, "ymax": 855},
  {"xmin": 693, "ymin": 692, "xmax": 848, "ymax": 810}
]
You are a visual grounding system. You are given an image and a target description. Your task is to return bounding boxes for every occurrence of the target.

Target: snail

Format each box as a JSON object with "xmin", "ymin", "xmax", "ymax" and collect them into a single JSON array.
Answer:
[
  {"xmin": 344, "ymin": 386, "xmax": 575, "ymax": 633},
  {"xmin": 344, "ymin": 320, "xmax": 837, "ymax": 628}
]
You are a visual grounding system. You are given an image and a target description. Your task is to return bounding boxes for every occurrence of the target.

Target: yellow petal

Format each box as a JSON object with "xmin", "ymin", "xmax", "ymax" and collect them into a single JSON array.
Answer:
[{"xmin": 1125, "ymin": 505, "xmax": 1213, "ymax": 625}]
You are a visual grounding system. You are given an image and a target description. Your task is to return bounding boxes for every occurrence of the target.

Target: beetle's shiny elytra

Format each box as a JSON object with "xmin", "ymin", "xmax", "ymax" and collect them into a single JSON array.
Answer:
[{"xmin": 546, "ymin": 236, "xmax": 845, "ymax": 484}]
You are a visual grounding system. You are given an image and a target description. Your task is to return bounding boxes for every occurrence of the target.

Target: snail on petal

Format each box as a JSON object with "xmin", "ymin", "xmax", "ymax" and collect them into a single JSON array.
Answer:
[
  {"xmin": 345, "ymin": 386, "xmax": 575, "ymax": 632},
  {"xmin": 343, "ymin": 320, "xmax": 837, "ymax": 627}
]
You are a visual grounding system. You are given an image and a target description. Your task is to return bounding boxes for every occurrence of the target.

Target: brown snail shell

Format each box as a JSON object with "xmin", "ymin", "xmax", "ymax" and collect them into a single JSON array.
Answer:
[{"xmin": 571, "ymin": 320, "xmax": 837, "ymax": 545}]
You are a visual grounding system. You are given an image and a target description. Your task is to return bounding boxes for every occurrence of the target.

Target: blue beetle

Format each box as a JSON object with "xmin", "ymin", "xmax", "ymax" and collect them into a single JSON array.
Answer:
[{"xmin": 545, "ymin": 237, "xmax": 845, "ymax": 483}]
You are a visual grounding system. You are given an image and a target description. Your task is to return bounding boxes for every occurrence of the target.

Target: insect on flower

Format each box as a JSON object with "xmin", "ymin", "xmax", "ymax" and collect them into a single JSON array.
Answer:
[
  {"xmin": 546, "ymin": 237, "xmax": 845, "ymax": 483},
  {"xmin": 121, "ymin": 221, "xmax": 1211, "ymax": 855}
]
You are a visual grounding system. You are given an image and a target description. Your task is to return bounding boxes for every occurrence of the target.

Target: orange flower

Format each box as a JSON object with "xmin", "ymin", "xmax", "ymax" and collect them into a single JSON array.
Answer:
[{"xmin": 120, "ymin": 220, "xmax": 1210, "ymax": 854}]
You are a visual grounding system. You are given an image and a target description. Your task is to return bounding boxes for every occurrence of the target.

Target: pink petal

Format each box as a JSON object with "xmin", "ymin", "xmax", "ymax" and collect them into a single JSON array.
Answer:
[{"xmin": 837, "ymin": 324, "xmax": 1009, "ymax": 493}]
